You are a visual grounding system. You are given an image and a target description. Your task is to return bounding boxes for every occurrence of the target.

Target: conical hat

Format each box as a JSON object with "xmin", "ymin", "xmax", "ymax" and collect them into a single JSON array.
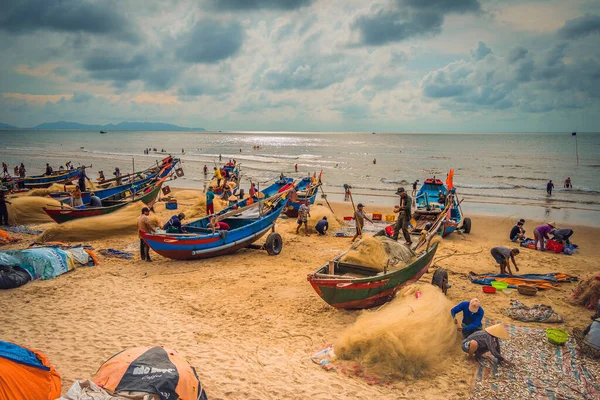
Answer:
[
  {"xmin": 485, "ymin": 323, "xmax": 509, "ymax": 339},
  {"xmin": 257, "ymin": 191, "xmax": 265, "ymax": 199},
  {"xmin": 227, "ymin": 182, "xmax": 236, "ymax": 188},
  {"xmin": 228, "ymin": 195, "xmax": 237, "ymax": 201}
]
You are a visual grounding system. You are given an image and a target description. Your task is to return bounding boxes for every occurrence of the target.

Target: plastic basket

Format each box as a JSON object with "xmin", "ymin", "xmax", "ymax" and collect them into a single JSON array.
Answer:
[
  {"xmin": 165, "ymin": 202, "xmax": 178, "ymax": 210},
  {"xmin": 546, "ymin": 328, "xmax": 568, "ymax": 345},
  {"xmin": 517, "ymin": 286, "xmax": 538, "ymax": 296},
  {"xmin": 491, "ymin": 281, "xmax": 509, "ymax": 290},
  {"xmin": 482, "ymin": 286, "xmax": 497, "ymax": 294}
]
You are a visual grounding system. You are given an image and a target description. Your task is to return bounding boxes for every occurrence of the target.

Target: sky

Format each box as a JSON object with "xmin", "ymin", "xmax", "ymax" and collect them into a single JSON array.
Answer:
[{"xmin": 1, "ymin": 0, "xmax": 599, "ymax": 132}]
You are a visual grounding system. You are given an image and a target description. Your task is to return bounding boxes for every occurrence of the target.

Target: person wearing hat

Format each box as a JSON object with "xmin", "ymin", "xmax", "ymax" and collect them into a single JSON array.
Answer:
[
  {"xmin": 490, "ymin": 246, "xmax": 520, "ymax": 275},
  {"xmin": 228, "ymin": 194, "xmax": 238, "ymax": 207},
  {"xmin": 533, "ymin": 221, "xmax": 556, "ymax": 251},
  {"xmin": 296, "ymin": 200, "xmax": 311, "ymax": 235},
  {"xmin": 392, "ymin": 187, "xmax": 412, "ymax": 245},
  {"xmin": 113, "ymin": 167, "xmax": 122, "ymax": 185},
  {"xmin": 451, "ymin": 298, "xmax": 484, "ymax": 338},
  {"xmin": 138, "ymin": 207, "xmax": 155, "ymax": 262},
  {"xmin": 352, "ymin": 203, "xmax": 373, "ymax": 242},
  {"xmin": 462, "ymin": 323, "xmax": 510, "ymax": 363},
  {"xmin": 163, "ymin": 213, "xmax": 186, "ymax": 233},
  {"xmin": 315, "ymin": 216, "xmax": 329, "ymax": 235}
]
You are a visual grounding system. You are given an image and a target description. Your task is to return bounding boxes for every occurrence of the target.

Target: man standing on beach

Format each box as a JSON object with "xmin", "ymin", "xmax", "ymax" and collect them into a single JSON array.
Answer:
[
  {"xmin": 352, "ymin": 203, "xmax": 373, "ymax": 242},
  {"xmin": 214, "ymin": 167, "xmax": 222, "ymax": 187},
  {"xmin": 296, "ymin": 200, "xmax": 311, "ymax": 235},
  {"xmin": 412, "ymin": 180, "xmax": 419, "ymax": 196},
  {"xmin": 138, "ymin": 207, "xmax": 154, "ymax": 262},
  {"xmin": 546, "ymin": 180, "xmax": 554, "ymax": 196},
  {"xmin": 392, "ymin": 187, "xmax": 412, "ymax": 246},
  {"xmin": 78, "ymin": 166, "xmax": 90, "ymax": 192},
  {"xmin": 295, "ymin": 163, "xmax": 298, "ymax": 172},
  {"xmin": 0, "ymin": 190, "xmax": 11, "ymax": 225},
  {"xmin": 206, "ymin": 187, "xmax": 215, "ymax": 215}
]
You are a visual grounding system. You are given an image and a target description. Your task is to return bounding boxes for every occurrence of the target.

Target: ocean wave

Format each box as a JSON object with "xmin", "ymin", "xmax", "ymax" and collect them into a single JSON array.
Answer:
[{"xmin": 455, "ymin": 184, "xmax": 515, "ymax": 190}]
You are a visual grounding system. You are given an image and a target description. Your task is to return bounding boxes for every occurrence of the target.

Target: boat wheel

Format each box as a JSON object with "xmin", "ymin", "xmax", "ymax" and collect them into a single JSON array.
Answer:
[
  {"xmin": 432, "ymin": 268, "xmax": 449, "ymax": 295},
  {"xmin": 265, "ymin": 232, "xmax": 283, "ymax": 256}
]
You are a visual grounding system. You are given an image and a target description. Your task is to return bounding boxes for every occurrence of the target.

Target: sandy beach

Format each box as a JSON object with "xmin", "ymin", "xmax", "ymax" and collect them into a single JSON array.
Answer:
[{"xmin": 1, "ymin": 191, "xmax": 599, "ymax": 399}]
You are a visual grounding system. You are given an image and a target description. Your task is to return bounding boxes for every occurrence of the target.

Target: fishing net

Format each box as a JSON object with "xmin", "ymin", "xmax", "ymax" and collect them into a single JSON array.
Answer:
[
  {"xmin": 340, "ymin": 236, "xmax": 415, "ymax": 270},
  {"xmin": 335, "ymin": 284, "xmax": 458, "ymax": 378},
  {"xmin": 24, "ymin": 184, "xmax": 67, "ymax": 197},
  {"xmin": 307, "ymin": 205, "xmax": 341, "ymax": 233},
  {"xmin": 6, "ymin": 196, "xmax": 62, "ymax": 224}
]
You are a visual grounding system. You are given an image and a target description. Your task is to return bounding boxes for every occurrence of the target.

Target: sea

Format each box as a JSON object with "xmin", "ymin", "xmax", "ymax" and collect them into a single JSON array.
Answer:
[{"xmin": 1, "ymin": 130, "xmax": 599, "ymax": 226}]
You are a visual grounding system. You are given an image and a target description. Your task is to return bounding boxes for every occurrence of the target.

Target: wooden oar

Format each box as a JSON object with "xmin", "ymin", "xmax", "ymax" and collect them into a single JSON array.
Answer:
[{"xmin": 348, "ymin": 189, "xmax": 361, "ymax": 236}]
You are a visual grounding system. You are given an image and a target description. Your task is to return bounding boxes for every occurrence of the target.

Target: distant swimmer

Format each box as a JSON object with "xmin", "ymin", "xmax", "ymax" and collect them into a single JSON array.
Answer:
[
  {"xmin": 295, "ymin": 163, "xmax": 298, "ymax": 172},
  {"xmin": 334, "ymin": 163, "xmax": 338, "ymax": 168},
  {"xmin": 564, "ymin": 177, "xmax": 572, "ymax": 189},
  {"xmin": 219, "ymin": 154, "xmax": 222, "ymax": 161},
  {"xmin": 546, "ymin": 180, "xmax": 554, "ymax": 196},
  {"xmin": 182, "ymin": 148, "xmax": 185, "ymax": 154},
  {"xmin": 2, "ymin": 162, "xmax": 8, "ymax": 176},
  {"xmin": 203, "ymin": 165, "xmax": 208, "ymax": 176},
  {"xmin": 373, "ymin": 158, "xmax": 376, "ymax": 164}
]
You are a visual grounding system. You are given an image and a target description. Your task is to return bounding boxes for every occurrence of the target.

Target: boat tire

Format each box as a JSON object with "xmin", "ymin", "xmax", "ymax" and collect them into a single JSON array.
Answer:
[
  {"xmin": 432, "ymin": 268, "xmax": 449, "ymax": 295},
  {"xmin": 265, "ymin": 232, "xmax": 283, "ymax": 256},
  {"xmin": 462, "ymin": 217, "xmax": 472, "ymax": 234}
]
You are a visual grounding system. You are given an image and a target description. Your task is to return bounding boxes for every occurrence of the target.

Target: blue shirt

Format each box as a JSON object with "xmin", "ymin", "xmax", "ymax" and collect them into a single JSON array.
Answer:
[
  {"xmin": 451, "ymin": 301, "xmax": 484, "ymax": 331},
  {"xmin": 315, "ymin": 219, "xmax": 329, "ymax": 232},
  {"xmin": 163, "ymin": 215, "xmax": 183, "ymax": 232},
  {"xmin": 206, "ymin": 190, "xmax": 215, "ymax": 205}
]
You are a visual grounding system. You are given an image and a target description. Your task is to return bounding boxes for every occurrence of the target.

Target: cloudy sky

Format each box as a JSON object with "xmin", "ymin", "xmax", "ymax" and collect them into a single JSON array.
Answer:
[{"xmin": 1, "ymin": 0, "xmax": 599, "ymax": 132}]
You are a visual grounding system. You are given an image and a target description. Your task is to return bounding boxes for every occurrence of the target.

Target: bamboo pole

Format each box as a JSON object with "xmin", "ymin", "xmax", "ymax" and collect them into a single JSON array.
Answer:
[{"xmin": 348, "ymin": 189, "xmax": 361, "ymax": 236}]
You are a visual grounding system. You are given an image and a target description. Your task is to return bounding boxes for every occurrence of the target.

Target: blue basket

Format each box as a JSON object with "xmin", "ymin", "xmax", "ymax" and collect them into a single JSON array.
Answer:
[{"xmin": 165, "ymin": 202, "xmax": 178, "ymax": 210}]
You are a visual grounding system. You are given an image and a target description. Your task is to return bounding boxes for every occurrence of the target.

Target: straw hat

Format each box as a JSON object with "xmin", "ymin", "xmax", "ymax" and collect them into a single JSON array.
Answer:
[
  {"xmin": 468, "ymin": 298, "xmax": 480, "ymax": 313},
  {"xmin": 228, "ymin": 195, "xmax": 237, "ymax": 201},
  {"xmin": 547, "ymin": 221, "xmax": 557, "ymax": 228},
  {"xmin": 485, "ymin": 323, "xmax": 509, "ymax": 339},
  {"xmin": 257, "ymin": 192, "xmax": 265, "ymax": 199},
  {"xmin": 227, "ymin": 182, "xmax": 236, "ymax": 188}
]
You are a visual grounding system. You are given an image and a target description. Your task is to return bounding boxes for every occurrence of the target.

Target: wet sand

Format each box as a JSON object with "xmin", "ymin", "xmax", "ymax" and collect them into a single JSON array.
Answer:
[{"xmin": 0, "ymin": 193, "xmax": 599, "ymax": 399}]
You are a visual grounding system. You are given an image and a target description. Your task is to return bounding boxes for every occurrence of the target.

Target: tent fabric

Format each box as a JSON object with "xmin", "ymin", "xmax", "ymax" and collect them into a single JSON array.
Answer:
[
  {"xmin": 93, "ymin": 346, "xmax": 207, "ymax": 400},
  {"xmin": 0, "ymin": 341, "xmax": 61, "ymax": 400},
  {"xmin": 58, "ymin": 380, "xmax": 159, "ymax": 400}
]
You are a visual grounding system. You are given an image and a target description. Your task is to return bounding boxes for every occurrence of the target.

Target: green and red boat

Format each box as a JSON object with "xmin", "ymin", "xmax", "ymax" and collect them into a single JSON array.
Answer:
[
  {"xmin": 43, "ymin": 181, "xmax": 164, "ymax": 224},
  {"xmin": 307, "ymin": 240, "xmax": 439, "ymax": 309}
]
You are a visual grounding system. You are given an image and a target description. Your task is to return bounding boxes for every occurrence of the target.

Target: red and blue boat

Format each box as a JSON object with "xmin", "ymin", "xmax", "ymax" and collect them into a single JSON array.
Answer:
[{"xmin": 140, "ymin": 178, "xmax": 294, "ymax": 260}]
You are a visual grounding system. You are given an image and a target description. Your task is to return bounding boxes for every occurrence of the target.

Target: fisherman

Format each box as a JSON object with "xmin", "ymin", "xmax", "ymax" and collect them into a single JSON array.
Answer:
[
  {"xmin": 295, "ymin": 163, "xmax": 298, "ymax": 172},
  {"xmin": 451, "ymin": 298, "xmax": 484, "ymax": 338},
  {"xmin": 315, "ymin": 216, "xmax": 329, "ymax": 235},
  {"xmin": 203, "ymin": 165, "xmax": 208, "ymax": 176},
  {"xmin": 209, "ymin": 216, "xmax": 230, "ymax": 231},
  {"xmin": 343, "ymin": 184, "xmax": 350, "ymax": 201},
  {"xmin": 296, "ymin": 200, "xmax": 311, "ymax": 235},
  {"xmin": 373, "ymin": 158, "xmax": 376, "ymax": 164},
  {"xmin": 13, "ymin": 165, "xmax": 18, "ymax": 176},
  {"xmin": 228, "ymin": 194, "xmax": 238, "ymax": 207},
  {"xmin": 45, "ymin": 163, "xmax": 53, "ymax": 176},
  {"xmin": 438, "ymin": 190, "xmax": 446, "ymax": 205},
  {"xmin": 89, "ymin": 192, "xmax": 102, "ymax": 207},
  {"xmin": 510, "ymin": 220, "xmax": 526, "ymax": 242},
  {"xmin": 114, "ymin": 167, "xmax": 122, "ymax": 186},
  {"xmin": 352, "ymin": 203, "xmax": 373, "ymax": 242},
  {"xmin": 2, "ymin": 162, "xmax": 8, "ymax": 176},
  {"xmin": 249, "ymin": 182, "xmax": 257, "ymax": 198},
  {"xmin": 392, "ymin": 187, "xmax": 412, "ymax": 246},
  {"xmin": 163, "ymin": 213, "xmax": 186, "ymax": 233},
  {"xmin": 462, "ymin": 323, "xmax": 510, "ymax": 364},
  {"xmin": 213, "ymin": 167, "xmax": 222, "ymax": 187},
  {"xmin": 0, "ymin": 190, "xmax": 12, "ymax": 225},
  {"xmin": 138, "ymin": 207, "xmax": 154, "ymax": 262},
  {"xmin": 412, "ymin": 180, "xmax": 419, "ymax": 196},
  {"xmin": 551, "ymin": 228, "xmax": 574, "ymax": 245},
  {"xmin": 206, "ymin": 186, "xmax": 215, "ymax": 215},
  {"xmin": 18, "ymin": 163, "xmax": 26, "ymax": 188},
  {"xmin": 98, "ymin": 171, "xmax": 105, "ymax": 182},
  {"xmin": 59, "ymin": 165, "xmax": 64, "ymax": 171},
  {"xmin": 546, "ymin": 180, "xmax": 554, "ymax": 196},
  {"xmin": 78, "ymin": 166, "xmax": 90, "ymax": 192},
  {"xmin": 490, "ymin": 246, "xmax": 520, "ymax": 275},
  {"xmin": 219, "ymin": 154, "xmax": 222, "ymax": 161},
  {"xmin": 564, "ymin": 177, "xmax": 572, "ymax": 189},
  {"xmin": 72, "ymin": 185, "xmax": 83, "ymax": 207},
  {"xmin": 534, "ymin": 221, "xmax": 555, "ymax": 251}
]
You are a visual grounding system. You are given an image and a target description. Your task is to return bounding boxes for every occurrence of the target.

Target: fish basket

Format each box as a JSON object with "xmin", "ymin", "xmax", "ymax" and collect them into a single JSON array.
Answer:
[
  {"xmin": 343, "ymin": 216, "xmax": 353, "ymax": 221},
  {"xmin": 491, "ymin": 281, "xmax": 509, "ymax": 291},
  {"xmin": 385, "ymin": 214, "xmax": 396, "ymax": 223},
  {"xmin": 546, "ymin": 328, "xmax": 569, "ymax": 346},
  {"xmin": 482, "ymin": 286, "xmax": 497, "ymax": 294},
  {"xmin": 165, "ymin": 201, "xmax": 178, "ymax": 210},
  {"xmin": 517, "ymin": 286, "xmax": 538, "ymax": 296},
  {"xmin": 372, "ymin": 212, "xmax": 382, "ymax": 221}
]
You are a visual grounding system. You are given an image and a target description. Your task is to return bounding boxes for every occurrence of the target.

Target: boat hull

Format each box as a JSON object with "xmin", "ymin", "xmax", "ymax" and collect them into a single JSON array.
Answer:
[
  {"xmin": 307, "ymin": 242, "xmax": 438, "ymax": 309},
  {"xmin": 23, "ymin": 169, "xmax": 81, "ymax": 188},
  {"xmin": 284, "ymin": 177, "xmax": 319, "ymax": 217}
]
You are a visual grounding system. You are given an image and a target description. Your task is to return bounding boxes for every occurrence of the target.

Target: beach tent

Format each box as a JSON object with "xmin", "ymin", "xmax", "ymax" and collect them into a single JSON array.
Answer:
[
  {"xmin": 92, "ymin": 346, "xmax": 207, "ymax": 400},
  {"xmin": 0, "ymin": 341, "xmax": 61, "ymax": 400}
]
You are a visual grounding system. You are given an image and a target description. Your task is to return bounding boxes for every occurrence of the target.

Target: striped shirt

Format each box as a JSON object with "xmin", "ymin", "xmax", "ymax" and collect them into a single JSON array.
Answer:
[{"xmin": 463, "ymin": 330, "xmax": 504, "ymax": 361}]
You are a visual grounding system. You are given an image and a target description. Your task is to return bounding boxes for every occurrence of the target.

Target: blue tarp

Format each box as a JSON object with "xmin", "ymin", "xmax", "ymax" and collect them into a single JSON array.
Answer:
[
  {"xmin": 0, "ymin": 341, "xmax": 48, "ymax": 370},
  {"xmin": 0, "ymin": 247, "xmax": 75, "ymax": 280}
]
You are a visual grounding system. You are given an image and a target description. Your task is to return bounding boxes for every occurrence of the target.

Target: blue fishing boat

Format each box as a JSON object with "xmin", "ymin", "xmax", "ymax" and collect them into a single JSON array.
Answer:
[
  {"xmin": 23, "ymin": 168, "xmax": 82, "ymax": 189},
  {"xmin": 140, "ymin": 182, "xmax": 294, "ymax": 260},
  {"xmin": 412, "ymin": 177, "xmax": 471, "ymax": 237},
  {"xmin": 284, "ymin": 175, "xmax": 320, "ymax": 217}
]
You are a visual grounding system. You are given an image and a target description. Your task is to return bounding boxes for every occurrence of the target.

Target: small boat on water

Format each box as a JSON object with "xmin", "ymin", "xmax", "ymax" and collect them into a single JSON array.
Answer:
[
  {"xmin": 412, "ymin": 175, "xmax": 471, "ymax": 237},
  {"xmin": 140, "ymin": 179, "xmax": 294, "ymax": 260},
  {"xmin": 100, "ymin": 131, "xmax": 107, "ymax": 134},
  {"xmin": 307, "ymin": 237, "xmax": 440, "ymax": 309},
  {"xmin": 43, "ymin": 180, "xmax": 164, "ymax": 224},
  {"xmin": 285, "ymin": 175, "xmax": 320, "ymax": 217}
]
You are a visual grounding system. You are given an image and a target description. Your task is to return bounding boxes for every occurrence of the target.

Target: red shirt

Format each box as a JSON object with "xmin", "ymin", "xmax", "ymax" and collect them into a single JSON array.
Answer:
[{"xmin": 216, "ymin": 222, "xmax": 230, "ymax": 231}]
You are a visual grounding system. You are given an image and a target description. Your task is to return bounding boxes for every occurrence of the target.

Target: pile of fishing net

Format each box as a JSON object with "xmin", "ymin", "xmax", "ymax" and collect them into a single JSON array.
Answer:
[
  {"xmin": 570, "ymin": 274, "xmax": 600, "ymax": 310},
  {"xmin": 335, "ymin": 284, "xmax": 457, "ymax": 378},
  {"xmin": 24, "ymin": 183, "xmax": 66, "ymax": 197},
  {"xmin": 340, "ymin": 236, "xmax": 415, "ymax": 270},
  {"xmin": 307, "ymin": 205, "xmax": 341, "ymax": 233},
  {"xmin": 6, "ymin": 196, "xmax": 62, "ymax": 224}
]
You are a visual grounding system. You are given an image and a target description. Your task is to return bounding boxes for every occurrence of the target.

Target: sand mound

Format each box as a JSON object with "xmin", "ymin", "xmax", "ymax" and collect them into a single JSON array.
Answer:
[
  {"xmin": 25, "ymin": 183, "xmax": 67, "ymax": 197},
  {"xmin": 335, "ymin": 284, "xmax": 457, "ymax": 378},
  {"xmin": 37, "ymin": 202, "xmax": 172, "ymax": 242},
  {"xmin": 341, "ymin": 236, "xmax": 415, "ymax": 270},
  {"xmin": 7, "ymin": 196, "xmax": 62, "ymax": 225}
]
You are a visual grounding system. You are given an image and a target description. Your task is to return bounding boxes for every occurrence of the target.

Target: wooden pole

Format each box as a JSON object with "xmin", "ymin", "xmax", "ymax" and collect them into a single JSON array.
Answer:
[
  {"xmin": 348, "ymin": 189, "xmax": 361, "ymax": 235},
  {"xmin": 328, "ymin": 260, "xmax": 335, "ymax": 275},
  {"xmin": 575, "ymin": 133, "xmax": 579, "ymax": 165},
  {"xmin": 132, "ymin": 158, "xmax": 135, "ymax": 200}
]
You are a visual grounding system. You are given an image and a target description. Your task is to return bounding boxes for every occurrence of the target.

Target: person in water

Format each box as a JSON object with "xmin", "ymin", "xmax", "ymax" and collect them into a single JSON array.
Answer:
[
  {"xmin": 564, "ymin": 177, "xmax": 572, "ymax": 188},
  {"xmin": 546, "ymin": 180, "xmax": 554, "ymax": 196}
]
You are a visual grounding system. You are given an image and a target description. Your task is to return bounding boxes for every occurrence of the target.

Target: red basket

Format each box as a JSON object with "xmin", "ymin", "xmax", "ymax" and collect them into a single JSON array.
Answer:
[
  {"xmin": 343, "ymin": 216, "xmax": 353, "ymax": 221},
  {"xmin": 482, "ymin": 286, "xmax": 497, "ymax": 294}
]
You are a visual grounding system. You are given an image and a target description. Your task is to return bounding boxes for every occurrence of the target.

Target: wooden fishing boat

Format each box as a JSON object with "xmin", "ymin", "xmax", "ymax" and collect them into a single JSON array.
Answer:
[
  {"xmin": 412, "ymin": 177, "xmax": 471, "ymax": 237},
  {"xmin": 307, "ymin": 240, "xmax": 439, "ymax": 309},
  {"xmin": 22, "ymin": 168, "xmax": 82, "ymax": 189},
  {"xmin": 284, "ymin": 175, "xmax": 320, "ymax": 217},
  {"xmin": 140, "ymin": 185, "xmax": 293, "ymax": 260},
  {"xmin": 43, "ymin": 181, "xmax": 163, "ymax": 224}
]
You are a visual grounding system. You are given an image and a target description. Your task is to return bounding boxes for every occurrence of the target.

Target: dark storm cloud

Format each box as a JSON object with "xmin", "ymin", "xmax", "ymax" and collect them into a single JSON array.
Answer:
[
  {"xmin": 176, "ymin": 20, "xmax": 243, "ymax": 63},
  {"xmin": 470, "ymin": 41, "xmax": 492, "ymax": 60},
  {"xmin": 351, "ymin": 0, "xmax": 480, "ymax": 46},
  {"xmin": 557, "ymin": 14, "xmax": 600, "ymax": 39},
  {"xmin": 0, "ymin": 0, "xmax": 140, "ymax": 44},
  {"xmin": 508, "ymin": 46, "xmax": 528, "ymax": 64},
  {"xmin": 207, "ymin": 0, "xmax": 313, "ymax": 11}
]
